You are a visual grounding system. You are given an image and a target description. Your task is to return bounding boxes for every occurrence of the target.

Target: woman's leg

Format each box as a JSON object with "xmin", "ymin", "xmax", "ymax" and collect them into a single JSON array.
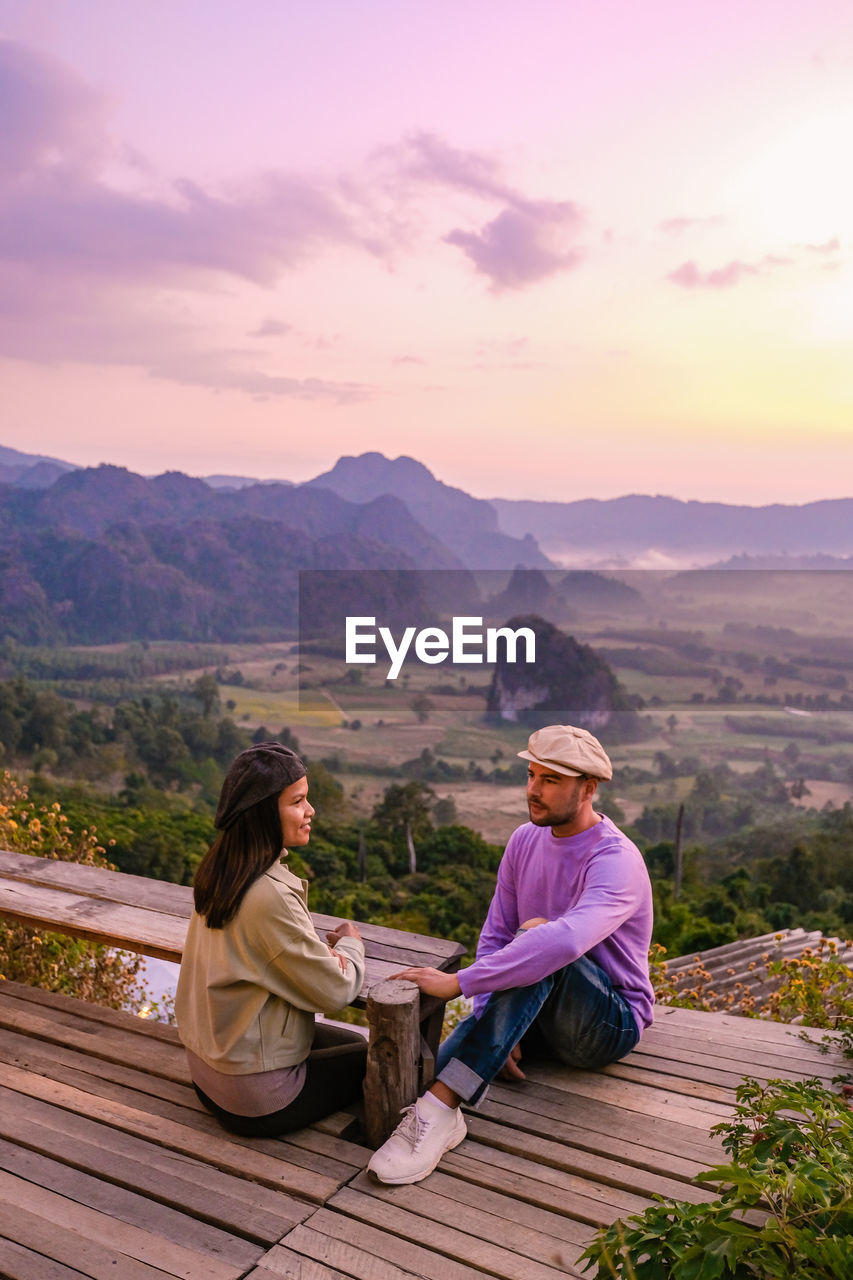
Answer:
[{"xmin": 194, "ymin": 1024, "xmax": 368, "ymax": 1138}]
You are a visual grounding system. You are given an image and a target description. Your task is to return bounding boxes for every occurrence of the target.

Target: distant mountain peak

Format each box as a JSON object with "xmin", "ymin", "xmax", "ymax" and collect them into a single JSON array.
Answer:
[
  {"xmin": 305, "ymin": 451, "xmax": 552, "ymax": 570},
  {"xmin": 0, "ymin": 444, "xmax": 76, "ymax": 471},
  {"xmin": 308, "ymin": 451, "xmax": 439, "ymax": 498}
]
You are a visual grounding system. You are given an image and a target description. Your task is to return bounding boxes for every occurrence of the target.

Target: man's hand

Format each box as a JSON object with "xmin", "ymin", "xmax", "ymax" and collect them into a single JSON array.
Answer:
[
  {"xmin": 520, "ymin": 917, "xmax": 548, "ymax": 929},
  {"xmin": 390, "ymin": 967, "xmax": 461, "ymax": 1000},
  {"xmin": 498, "ymin": 1043, "xmax": 526, "ymax": 1081}
]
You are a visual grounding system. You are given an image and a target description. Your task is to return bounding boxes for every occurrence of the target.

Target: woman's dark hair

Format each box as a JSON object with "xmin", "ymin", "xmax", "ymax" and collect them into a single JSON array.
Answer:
[{"xmin": 193, "ymin": 792, "xmax": 283, "ymax": 929}]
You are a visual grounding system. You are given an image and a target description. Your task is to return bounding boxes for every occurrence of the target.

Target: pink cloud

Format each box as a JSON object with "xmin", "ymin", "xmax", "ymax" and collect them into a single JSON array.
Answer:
[
  {"xmin": 148, "ymin": 350, "xmax": 369, "ymax": 403},
  {"xmin": 471, "ymin": 334, "xmax": 547, "ymax": 370},
  {"xmin": 0, "ymin": 167, "xmax": 363, "ymax": 287},
  {"xmin": 668, "ymin": 245, "xmax": 835, "ymax": 290},
  {"xmin": 0, "ymin": 39, "xmax": 589, "ymax": 397},
  {"xmin": 249, "ymin": 318, "xmax": 293, "ymax": 338},
  {"xmin": 668, "ymin": 256, "xmax": 792, "ymax": 289},
  {"xmin": 659, "ymin": 215, "xmax": 725, "ymax": 235},
  {"xmin": 0, "ymin": 40, "xmax": 108, "ymax": 186},
  {"xmin": 0, "ymin": 39, "xmax": 383, "ymax": 295},
  {"xmin": 0, "ymin": 39, "xmax": 384, "ymax": 398},
  {"xmin": 1, "ymin": 44, "xmax": 586, "ymax": 304},
  {"xmin": 380, "ymin": 131, "xmax": 587, "ymax": 291},
  {"xmin": 0, "ymin": 268, "xmax": 368, "ymax": 402},
  {"xmin": 668, "ymin": 260, "xmax": 754, "ymax": 288},
  {"xmin": 475, "ymin": 337, "xmax": 529, "ymax": 359},
  {"xmin": 446, "ymin": 200, "xmax": 584, "ymax": 291},
  {"xmin": 391, "ymin": 131, "xmax": 515, "ymax": 203},
  {"xmin": 802, "ymin": 237, "xmax": 841, "ymax": 254}
]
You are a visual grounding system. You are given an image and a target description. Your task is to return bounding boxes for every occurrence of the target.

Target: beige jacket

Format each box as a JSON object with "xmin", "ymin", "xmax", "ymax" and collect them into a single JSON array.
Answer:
[{"xmin": 175, "ymin": 860, "xmax": 365, "ymax": 1074}]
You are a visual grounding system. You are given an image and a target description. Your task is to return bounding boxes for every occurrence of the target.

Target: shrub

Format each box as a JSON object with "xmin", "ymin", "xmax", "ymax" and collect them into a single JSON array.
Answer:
[
  {"xmin": 583, "ymin": 1075, "xmax": 853, "ymax": 1279},
  {"xmin": 0, "ymin": 771, "xmax": 143, "ymax": 1009}
]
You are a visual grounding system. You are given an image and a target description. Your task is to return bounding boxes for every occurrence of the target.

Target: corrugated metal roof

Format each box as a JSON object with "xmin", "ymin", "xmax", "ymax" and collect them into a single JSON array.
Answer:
[{"xmin": 655, "ymin": 927, "xmax": 853, "ymax": 1019}]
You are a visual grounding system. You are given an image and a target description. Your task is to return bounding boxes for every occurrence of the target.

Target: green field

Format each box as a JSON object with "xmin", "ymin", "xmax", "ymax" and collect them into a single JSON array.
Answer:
[{"xmin": 6, "ymin": 569, "xmax": 852, "ymax": 845}]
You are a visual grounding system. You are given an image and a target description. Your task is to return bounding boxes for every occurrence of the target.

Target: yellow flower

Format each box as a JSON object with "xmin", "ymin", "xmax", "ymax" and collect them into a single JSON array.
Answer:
[{"xmin": 28, "ymin": 819, "xmax": 41, "ymax": 835}]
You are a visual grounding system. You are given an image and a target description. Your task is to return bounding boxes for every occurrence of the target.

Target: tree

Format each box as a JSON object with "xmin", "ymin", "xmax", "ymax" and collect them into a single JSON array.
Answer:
[
  {"xmin": 417, "ymin": 824, "xmax": 501, "ymax": 873},
  {"xmin": 372, "ymin": 782, "xmax": 435, "ymax": 841},
  {"xmin": 20, "ymin": 690, "xmax": 68, "ymax": 753},
  {"xmin": 409, "ymin": 694, "xmax": 434, "ymax": 724},
  {"xmin": 277, "ymin": 726, "xmax": 301, "ymax": 753},
  {"xmin": 433, "ymin": 795, "xmax": 458, "ymax": 826},
  {"xmin": 192, "ymin": 673, "xmax": 220, "ymax": 718},
  {"xmin": 654, "ymin": 751, "xmax": 678, "ymax": 779},
  {"xmin": 372, "ymin": 781, "xmax": 435, "ymax": 874},
  {"xmin": 292, "ymin": 759, "xmax": 341, "ymax": 816}
]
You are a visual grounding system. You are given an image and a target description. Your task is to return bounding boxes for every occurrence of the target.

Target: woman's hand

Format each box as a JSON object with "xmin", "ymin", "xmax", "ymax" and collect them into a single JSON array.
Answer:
[
  {"xmin": 325, "ymin": 921, "xmax": 362, "ymax": 972},
  {"xmin": 390, "ymin": 966, "xmax": 461, "ymax": 999},
  {"xmin": 326, "ymin": 920, "xmax": 362, "ymax": 945}
]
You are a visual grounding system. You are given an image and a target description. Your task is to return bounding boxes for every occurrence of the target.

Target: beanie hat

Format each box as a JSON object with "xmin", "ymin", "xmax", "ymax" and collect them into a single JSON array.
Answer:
[{"xmin": 214, "ymin": 742, "xmax": 307, "ymax": 830}]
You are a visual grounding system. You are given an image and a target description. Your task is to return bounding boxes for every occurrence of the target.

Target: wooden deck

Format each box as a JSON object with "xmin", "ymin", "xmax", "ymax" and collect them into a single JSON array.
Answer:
[{"xmin": 0, "ymin": 979, "xmax": 846, "ymax": 1280}]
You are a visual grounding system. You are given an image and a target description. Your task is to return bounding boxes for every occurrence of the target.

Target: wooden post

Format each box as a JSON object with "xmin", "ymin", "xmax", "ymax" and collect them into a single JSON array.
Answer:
[
  {"xmin": 418, "ymin": 1001, "xmax": 446, "ymax": 1089},
  {"xmin": 363, "ymin": 979, "xmax": 420, "ymax": 1148}
]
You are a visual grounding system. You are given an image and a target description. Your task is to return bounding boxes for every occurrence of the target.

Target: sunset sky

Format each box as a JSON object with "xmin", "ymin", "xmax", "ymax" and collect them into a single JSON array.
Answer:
[{"xmin": 2, "ymin": 1, "xmax": 852, "ymax": 504}]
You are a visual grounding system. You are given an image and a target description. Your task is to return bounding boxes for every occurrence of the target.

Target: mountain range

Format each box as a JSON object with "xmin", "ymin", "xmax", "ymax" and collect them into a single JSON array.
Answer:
[
  {"xmin": 6, "ymin": 443, "xmax": 853, "ymax": 563},
  {"xmin": 1, "ymin": 444, "xmax": 851, "ymax": 644},
  {"xmin": 0, "ymin": 463, "xmax": 481, "ymax": 643},
  {"xmin": 492, "ymin": 494, "xmax": 853, "ymax": 563}
]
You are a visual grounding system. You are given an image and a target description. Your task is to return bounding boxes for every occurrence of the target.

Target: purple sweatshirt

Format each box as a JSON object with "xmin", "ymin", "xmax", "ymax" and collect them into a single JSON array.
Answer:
[{"xmin": 457, "ymin": 815, "xmax": 655, "ymax": 1031}]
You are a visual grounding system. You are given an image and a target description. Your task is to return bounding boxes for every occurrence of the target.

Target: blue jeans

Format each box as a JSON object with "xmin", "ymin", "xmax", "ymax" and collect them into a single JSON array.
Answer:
[{"xmin": 436, "ymin": 953, "xmax": 640, "ymax": 1106}]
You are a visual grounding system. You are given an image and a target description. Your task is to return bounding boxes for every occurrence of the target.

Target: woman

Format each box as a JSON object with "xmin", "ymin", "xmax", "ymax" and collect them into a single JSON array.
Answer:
[{"xmin": 175, "ymin": 741, "xmax": 367, "ymax": 1136}]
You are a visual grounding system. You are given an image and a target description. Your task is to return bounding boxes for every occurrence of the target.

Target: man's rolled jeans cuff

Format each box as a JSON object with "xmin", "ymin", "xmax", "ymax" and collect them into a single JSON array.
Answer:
[{"xmin": 436, "ymin": 1056, "xmax": 487, "ymax": 1107}]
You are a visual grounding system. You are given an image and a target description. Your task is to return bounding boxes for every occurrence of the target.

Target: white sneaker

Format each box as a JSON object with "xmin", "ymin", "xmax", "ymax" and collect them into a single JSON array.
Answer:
[{"xmin": 367, "ymin": 1095, "xmax": 467, "ymax": 1184}]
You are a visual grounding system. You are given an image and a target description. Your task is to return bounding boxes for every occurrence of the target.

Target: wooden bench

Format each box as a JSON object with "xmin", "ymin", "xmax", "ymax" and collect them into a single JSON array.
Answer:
[{"xmin": 0, "ymin": 848, "xmax": 466, "ymax": 1145}]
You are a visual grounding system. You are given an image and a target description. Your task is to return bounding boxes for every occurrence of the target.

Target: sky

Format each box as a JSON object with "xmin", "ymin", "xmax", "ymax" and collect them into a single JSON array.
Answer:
[{"xmin": 1, "ymin": 0, "xmax": 853, "ymax": 505}]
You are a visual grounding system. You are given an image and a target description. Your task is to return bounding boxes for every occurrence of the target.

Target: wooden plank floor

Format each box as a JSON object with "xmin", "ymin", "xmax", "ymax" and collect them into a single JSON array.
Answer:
[{"xmin": 0, "ymin": 981, "xmax": 845, "ymax": 1279}]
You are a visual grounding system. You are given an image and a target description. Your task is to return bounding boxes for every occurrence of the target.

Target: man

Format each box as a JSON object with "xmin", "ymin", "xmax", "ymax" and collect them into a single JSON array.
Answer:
[{"xmin": 367, "ymin": 723, "xmax": 654, "ymax": 1185}]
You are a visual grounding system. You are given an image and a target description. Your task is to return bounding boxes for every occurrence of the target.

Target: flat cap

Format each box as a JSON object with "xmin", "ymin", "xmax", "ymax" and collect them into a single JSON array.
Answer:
[
  {"xmin": 518, "ymin": 724, "xmax": 613, "ymax": 781},
  {"xmin": 214, "ymin": 741, "xmax": 307, "ymax": 829}
]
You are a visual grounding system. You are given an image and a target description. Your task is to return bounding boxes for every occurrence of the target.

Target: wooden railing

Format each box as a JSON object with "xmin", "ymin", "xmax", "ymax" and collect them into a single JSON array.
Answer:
[{"xmin": 0, "ymin": 849, "xmax": 465, "ymax": 1145}]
